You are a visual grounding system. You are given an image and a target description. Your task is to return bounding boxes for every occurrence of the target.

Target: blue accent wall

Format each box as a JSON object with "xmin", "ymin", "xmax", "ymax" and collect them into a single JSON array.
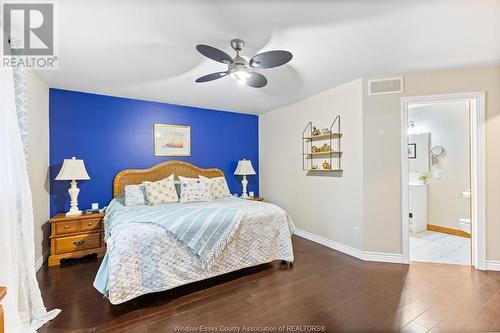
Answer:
[{"xmin": 49, "ymin": 89, "xmax": 258, "ymax": 216}]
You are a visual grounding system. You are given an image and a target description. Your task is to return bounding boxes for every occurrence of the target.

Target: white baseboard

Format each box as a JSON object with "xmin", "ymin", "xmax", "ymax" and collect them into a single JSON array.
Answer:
[
  {"xmin": 35, "ymin": 249, "xmax": 49, "ymax": 272},
  {"xmin": 294, "ymin": 228, "xmax": 403, "ymax": 264},
  {"xmin": 363, "ymin": 251, "xmax": 404, "ymax": 264},
  {"xmin": 486, "ymin": 261, "xmax": 500, "ymax": 271},
  {"xmin": 294, "ymin": 228, "xmax": 364, "ymax": 260},
  {"xmin": 295, "ymin": 228, "xmax": 499, "ymax": 269}
]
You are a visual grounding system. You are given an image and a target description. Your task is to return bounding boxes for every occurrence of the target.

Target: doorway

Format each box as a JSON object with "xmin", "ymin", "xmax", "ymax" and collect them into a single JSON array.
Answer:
[{"xmin": 401, "ymin": 93, "xmax": 485, "ymax": 269}]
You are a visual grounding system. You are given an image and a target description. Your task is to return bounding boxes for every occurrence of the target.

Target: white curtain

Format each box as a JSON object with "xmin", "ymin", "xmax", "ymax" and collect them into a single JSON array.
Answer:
[
  {"xmin": 13, "ymin": 63, "xmax": 29, "ymax": 166},
  {"xmin": 0, "ymin": 49, "xmax": 60, "ymax": 332}
]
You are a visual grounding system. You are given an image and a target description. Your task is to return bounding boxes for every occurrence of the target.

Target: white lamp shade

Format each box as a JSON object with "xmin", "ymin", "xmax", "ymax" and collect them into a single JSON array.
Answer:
[
  {"xmin": 234, "ymin": 159, "xmax": 256, "ymax": 175},
  {"xmin": 55, "ymin": 157, "xmax": 90, "ymax": 180}
]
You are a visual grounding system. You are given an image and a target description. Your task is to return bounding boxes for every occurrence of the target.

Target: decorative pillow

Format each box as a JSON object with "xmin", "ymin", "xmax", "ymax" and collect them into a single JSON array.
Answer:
[
  {"xmin": 143, "ymin": 174, "xmax": 179, "ymax": 205},
  {"xmin": 115, "ymin": 193, "xmax": 125, "ymax": 206},
  {"xmin": 124, "ymin": 184, "xmax": 147, "ymax": 206},
  {"xmin": 199, "ymin": 175, "xmax": 230, "ymax": 200},
  {"xmin": 174, "ymin": 180, "xmax": 181, "ymax": 197},
  {"xmin": 179, "ymin": 176, "xmax": 209, "ymax": 203}
]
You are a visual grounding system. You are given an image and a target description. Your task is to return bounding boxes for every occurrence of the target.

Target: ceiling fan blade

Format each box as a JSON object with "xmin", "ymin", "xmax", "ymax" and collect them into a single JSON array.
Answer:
[
  {"xmin": 246, "ymin": 72, "xmax": 267, "ymax": 88},
  {"xmin": 196, "ymin": 44, "xmax": 233, "ymax": 64},
  {"xmin": 195, "ymin": 71, "xmax": 228, "ymax": 83},
  {"xmin": 249, "ymin": 50, "xmax": 293, "ymax": 69}
]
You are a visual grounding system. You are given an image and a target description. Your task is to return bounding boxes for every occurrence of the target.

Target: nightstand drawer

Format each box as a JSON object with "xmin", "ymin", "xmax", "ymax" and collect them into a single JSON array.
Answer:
[
  {"xmin": 54, "ymin": 221, "xmax": 79, "ymax": 235},
  {"xmin": 54, "ymin": 233, "xmax": 101, "ymax": 254},
  {"xmin": 80, "ymin": 218, "xmax": 101, "ymax": 232},
  {"xmin": 48, "ymin": 212, "xmax": 105, "ymax": 266}
]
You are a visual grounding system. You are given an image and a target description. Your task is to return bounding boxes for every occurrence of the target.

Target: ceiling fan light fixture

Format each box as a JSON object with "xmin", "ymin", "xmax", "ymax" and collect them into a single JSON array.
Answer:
[
  {"xmin": 228, "ymin": 62, "xmax": 251, "ymax": 81},
  {"xmin": 236, "ymin": 77, "xmax": 247, "ymax": 85},
  {"xmin": 230, "ymin": 69, "xmax": 251, "ymax": 81}
]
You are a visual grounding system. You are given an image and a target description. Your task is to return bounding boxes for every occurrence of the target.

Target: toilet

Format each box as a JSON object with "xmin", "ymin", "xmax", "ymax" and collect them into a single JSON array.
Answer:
[{"xmin": 458, "ymin": 218, "xmax": 471, "ymax": 234}]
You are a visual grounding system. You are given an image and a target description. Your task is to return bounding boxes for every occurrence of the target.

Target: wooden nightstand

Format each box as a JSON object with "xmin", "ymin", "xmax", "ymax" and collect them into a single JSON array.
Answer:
[
  {"xmin": 244, "ymin": 196, "xmax": 264, "ymax": 202},
  {"xmin": 0, "ymin": 287, "xmax": 6, "ymax": 333},
  {"xmin": 48, "ymin": 212, "xmax": 105, "ymax": 266}
]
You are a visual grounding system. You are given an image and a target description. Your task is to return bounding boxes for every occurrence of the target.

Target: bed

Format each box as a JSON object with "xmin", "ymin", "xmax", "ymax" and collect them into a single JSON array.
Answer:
[{"xmin": 93, "ymin": 161, "xmax": 295, "ymax": 304}]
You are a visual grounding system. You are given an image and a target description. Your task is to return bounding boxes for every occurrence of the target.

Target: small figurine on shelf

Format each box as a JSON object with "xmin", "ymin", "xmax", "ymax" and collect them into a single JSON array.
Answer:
[
  {"xmin": 316, "ymin": 143, "xmax": 331, "ymax": 152},
  {"xmin": 312, "ymin": 126, "xmax": 321, "ymax": 136},
  {"xmin": 322, "ymin": 160, "xmax": 331, "ymax": 170},
  {"xmin": 311, "ymin": 165, "xmax": 318, "ymax": 170},
  {"xmin": 321, "ymin": 128, "xmax": 330, "ymax": 135}
]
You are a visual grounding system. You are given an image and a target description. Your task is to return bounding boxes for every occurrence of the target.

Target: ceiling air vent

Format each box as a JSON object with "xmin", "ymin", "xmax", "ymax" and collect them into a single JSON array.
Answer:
[{"xmin": 368, "ymin": 77, "xmax": 404, "ymax": 96}]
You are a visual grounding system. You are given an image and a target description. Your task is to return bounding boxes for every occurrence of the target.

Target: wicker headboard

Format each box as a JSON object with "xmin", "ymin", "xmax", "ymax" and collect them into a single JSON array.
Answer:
[{"xmin": 113, "ymin": 161, "xmax": 225, "ymax": 197}]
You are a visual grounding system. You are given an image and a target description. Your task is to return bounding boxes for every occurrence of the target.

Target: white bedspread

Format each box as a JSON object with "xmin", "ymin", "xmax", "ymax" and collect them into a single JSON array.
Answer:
[{"xmin": 97, "ymin": 197, "xmax": 295, "ymax": 304}]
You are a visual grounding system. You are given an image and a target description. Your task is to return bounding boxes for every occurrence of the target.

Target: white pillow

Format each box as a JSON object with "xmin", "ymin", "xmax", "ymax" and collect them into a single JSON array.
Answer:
[
  {"xmin": 143, "ymin": 174, "xmax": 179, "ymax": 205},
  {"xmin": 179, "ymin": 176, "xmax": 209, "ymax": 203},
  {"xmin": 199, "ymin": 175, "xmax": 230, "ymax": 200},
  {"xmin": 124, "ymin": 184, "xmax": 147, "ymax": 206}
]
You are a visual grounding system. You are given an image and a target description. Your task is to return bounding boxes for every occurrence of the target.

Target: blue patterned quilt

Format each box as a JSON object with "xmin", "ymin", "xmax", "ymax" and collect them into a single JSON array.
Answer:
[
  {"xmin": 104, "ymin": 196, "xmax": 242, "ymax": 267},
  {"xmin": 94, "ymin": 196, "xmax": 295, "ymax": 303}
]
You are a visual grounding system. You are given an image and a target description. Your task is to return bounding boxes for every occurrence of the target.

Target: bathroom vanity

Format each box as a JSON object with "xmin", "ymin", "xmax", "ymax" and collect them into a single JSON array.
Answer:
[{"xmin": 409, "ymin": 184, "xmax": 428, "ymax": 233}]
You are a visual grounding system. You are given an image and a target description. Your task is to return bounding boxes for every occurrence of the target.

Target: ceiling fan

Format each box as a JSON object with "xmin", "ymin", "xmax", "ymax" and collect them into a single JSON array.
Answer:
[{"xmin": 195, "ymin": 39, "xmax": 293, "ymax": 88}]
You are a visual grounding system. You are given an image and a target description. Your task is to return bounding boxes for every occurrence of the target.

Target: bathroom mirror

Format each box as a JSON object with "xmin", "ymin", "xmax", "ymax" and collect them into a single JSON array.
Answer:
[
  {"xmin": 431, "ymin": 145, "xmax": 445, "ymax": 165},
  {"xmin": 431, "ymin": 145, "xmax": 444, "ymax": 155},
  {"xmin": 408, "ymin": 133, "xmax": 430, "ymax": 172}
]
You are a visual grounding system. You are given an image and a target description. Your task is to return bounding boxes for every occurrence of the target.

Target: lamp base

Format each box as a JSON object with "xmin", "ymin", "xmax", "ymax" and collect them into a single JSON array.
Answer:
[
  {"xmin": 66, "ymin": 180, "xmax": 82, "ymax": 216},
  {"xmin": 66, "ymin": 209, "xmax": 82, "ymax": 217},
  {"xmin": 240, "ymin": 175, "xmax": 249, "ymax": 198}
]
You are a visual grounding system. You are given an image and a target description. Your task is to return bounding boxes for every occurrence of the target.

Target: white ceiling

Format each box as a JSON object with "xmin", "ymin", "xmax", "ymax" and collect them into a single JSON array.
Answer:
[{"xmin": 36, "ymin": 0, "xmax": 500, "ymax": 114}]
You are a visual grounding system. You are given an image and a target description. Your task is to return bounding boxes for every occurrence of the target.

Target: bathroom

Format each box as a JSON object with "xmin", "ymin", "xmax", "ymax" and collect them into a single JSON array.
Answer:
[{"xmin": 407, "ymin": 100, "xmax": 471, "ymax": 265}]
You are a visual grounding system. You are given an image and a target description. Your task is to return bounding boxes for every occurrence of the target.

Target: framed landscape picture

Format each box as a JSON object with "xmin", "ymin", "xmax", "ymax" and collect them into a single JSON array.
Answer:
[
  {"xmin": 408, "ymin": 143, "xmax": 416, "ymax": 159},
  {"xmin": 154, "ymin": 124, "xmax": 191, "ymax": 156}
]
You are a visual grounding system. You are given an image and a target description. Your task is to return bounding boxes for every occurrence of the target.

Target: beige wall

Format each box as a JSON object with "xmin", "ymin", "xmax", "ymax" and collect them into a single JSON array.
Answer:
[
  {"xmin": 409, "ymin": 101, "xmax": 470, "ymax": 231},
  {"xmin": 259, "ymin": 79, "xmax": 364, "ymax": 250},
  {"xmin": 363, "ymin": 65, "xmax": 500, "ymax": 260},
  {"xmin": 261, "ymin": 65, "xmax": 499, "ymax": 261},
  {"xmin": 26, "ymin": 71, "xmax": 50, "ymax": 263}
]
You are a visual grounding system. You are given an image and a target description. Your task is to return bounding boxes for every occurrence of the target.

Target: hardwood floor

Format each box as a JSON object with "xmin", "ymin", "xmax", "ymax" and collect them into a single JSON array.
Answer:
[{"xmin": 37, "ymin": 236, "xmax": 500, "ymax": 332}]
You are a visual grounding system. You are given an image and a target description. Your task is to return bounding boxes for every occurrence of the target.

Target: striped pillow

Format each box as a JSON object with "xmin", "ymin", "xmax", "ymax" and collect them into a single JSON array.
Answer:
[{"xmin": 124, "ymin": 184, "xmax": 147, "ymax": 206}]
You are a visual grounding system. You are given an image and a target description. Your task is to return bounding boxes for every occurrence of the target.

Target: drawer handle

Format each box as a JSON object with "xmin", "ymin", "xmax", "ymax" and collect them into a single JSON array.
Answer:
[
  {"xmin": 87, "ymin": 222, "xmax": 93, "ymax": 226},
  {"xmin": 64, "ymin": 224, "xmax": 70, "ymax": 229},
  {"xmin": 73, "ymin": 240, "xmax": 85, "ymax": 246}
]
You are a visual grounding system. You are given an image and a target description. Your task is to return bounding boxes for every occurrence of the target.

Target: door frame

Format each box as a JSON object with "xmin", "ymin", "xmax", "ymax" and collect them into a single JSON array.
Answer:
[{"xmin": 400, "ymin": 92, "xmax": 486, "ymax": 269}]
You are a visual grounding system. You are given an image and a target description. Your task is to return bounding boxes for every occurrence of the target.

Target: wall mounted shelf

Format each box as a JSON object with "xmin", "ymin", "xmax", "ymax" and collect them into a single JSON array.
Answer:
[
  {"xmin": 303, "ymin": 133, "xmax": 342, "ymax": 140},
  {"xmin": 302, "ymin": 116, "xmax": 342, "ymax": 172},
  {"xmin": 303, "ymin": 151, "xmax": 343, "ymax": 156}
]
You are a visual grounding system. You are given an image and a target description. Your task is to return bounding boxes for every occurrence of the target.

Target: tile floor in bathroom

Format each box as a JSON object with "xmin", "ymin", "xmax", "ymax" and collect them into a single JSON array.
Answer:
[{"xmin": 410, "ymin": 230, "xmax": 471, "ymax": 265}]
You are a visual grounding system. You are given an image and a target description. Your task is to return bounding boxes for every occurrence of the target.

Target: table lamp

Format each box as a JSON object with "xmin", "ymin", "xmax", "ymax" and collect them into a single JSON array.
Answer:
[
  {"xmin": 234, "ymin": 159, "xmax": 256, "ymax": 198},
  {"xmin": 55, "ymin": 157, "xmax": 90, "ymax": 216}
]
